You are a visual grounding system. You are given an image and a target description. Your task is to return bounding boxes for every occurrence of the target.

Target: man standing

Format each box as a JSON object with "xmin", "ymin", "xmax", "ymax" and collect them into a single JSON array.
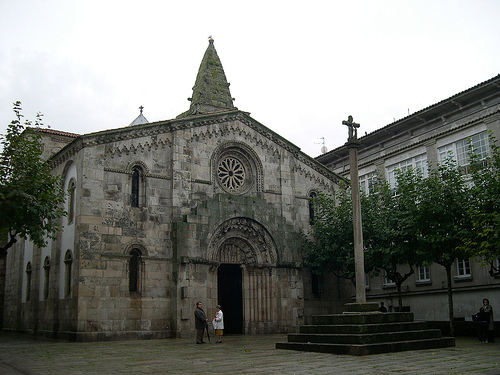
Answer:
[{"xmin": 194, "ymin": 301, "xmax": 209, "ymax": 344}]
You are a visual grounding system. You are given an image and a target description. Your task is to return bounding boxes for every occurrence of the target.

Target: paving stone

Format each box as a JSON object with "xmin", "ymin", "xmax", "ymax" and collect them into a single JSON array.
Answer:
[{"xmin": 0, "ymin": 332, "xmax": 498, "ymax": 374}]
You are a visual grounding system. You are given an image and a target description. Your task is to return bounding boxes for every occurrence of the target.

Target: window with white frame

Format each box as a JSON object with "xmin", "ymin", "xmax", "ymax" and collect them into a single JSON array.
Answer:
[
  {"xmin": 387, "ymin": 154, "xmax": 428, "ymax": 190},
  {"xmin": 383, "ymin": 271, "xmax": 396, "ymax": 287},
  {"xmin": 417, "ymin": 265, "xmax": 431, "ymax": 283},
  {"xmin": 359, "ymin": 172, "xmax": 377, "ymax": 195},
  {"xmin": 491, "ymin": 258, "xmax": 500, "ymax": 276},
  {"xmin": 455, "ymin": 258, "xmax": 471, "ymax": 279},
  {"xmin": 438, "ymin": 131, "xmax": 489, "ymax": 173}
]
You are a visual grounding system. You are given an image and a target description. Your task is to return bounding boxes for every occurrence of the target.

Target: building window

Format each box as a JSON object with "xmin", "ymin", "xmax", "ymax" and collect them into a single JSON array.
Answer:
[
  {"xmin": 67, "ymin": 178, "xmax": 76, "ymax": 225},
  {"xmin": 131, "ymin": 167, "xmax": 141, "ymax": 207},
  {"xmin": 129, "ymin": 249, "xmax": 142, "ymax": 293},
  {"xmin": 64, "ymin": 250, "xmax": 73, "ymax": 298},
  {"xmin": 387, "ymin": 154, "xmax": 428, "ymax": 190},
  {"xmin": 25, "ymin": 262, "xmax": 32, "ymax": 302},
  {"xmin": 43, "ymin": 257, "xmax": 50, "ymax": 300},
  {"xmin": 309, "ymin": 192, "xmax": 317, "ymax": 224},
  {"xmin": 416, "ymin": 265, "xmax": 431, "ymax": 284},
  {"xmin": 438, "ymin": 131, "xmax": 489, "ymax": 173},
  {"xmin": 455, "ymin": 258, "xmax": 471, "ymax": 280},
  {"xmin": 359, "ymin": 172, "xmax": 377, "ymax": 195},
  {"xmin": 383, "ymin": 271, "xmax": 396, "ymax": 287}
]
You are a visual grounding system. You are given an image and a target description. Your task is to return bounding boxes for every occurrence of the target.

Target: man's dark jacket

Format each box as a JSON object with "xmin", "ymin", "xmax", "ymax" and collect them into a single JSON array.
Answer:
[{"xmin": 194, "ymin": 307, "xmax": 207, "ymax": 329}]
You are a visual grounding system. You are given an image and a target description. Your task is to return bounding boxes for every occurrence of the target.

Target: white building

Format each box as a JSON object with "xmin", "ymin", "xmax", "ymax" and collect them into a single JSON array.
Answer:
[{"xmin": 316, "ymin": 75, "xmax": 500, "ymax": 321}]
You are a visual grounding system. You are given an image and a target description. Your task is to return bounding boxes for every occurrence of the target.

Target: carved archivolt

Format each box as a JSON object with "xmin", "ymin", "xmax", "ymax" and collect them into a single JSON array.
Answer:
[
  {"xmin": 208, "ymin": 217, "xmax": 278, "ymax": 266},
  {"xmin": 126, "ymin": 160, "xmax": 149, "ymax": 174},
  {"xmin": 123, "ymin": 241, "xmax": 149, "ymax": 257}
]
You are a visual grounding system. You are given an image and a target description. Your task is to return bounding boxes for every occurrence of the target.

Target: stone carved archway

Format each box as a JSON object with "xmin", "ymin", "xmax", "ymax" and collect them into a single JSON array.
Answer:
[
  {"xmin": 208, "ymin": 217, "xmax": 278, "ymax": 266},
  {"xmin": 208, "ymin": 217, "xmax": 279, "ymax": 334}
]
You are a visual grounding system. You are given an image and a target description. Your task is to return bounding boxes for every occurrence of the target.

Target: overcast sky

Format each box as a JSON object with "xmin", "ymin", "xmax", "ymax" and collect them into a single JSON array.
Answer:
[{"xmin": 1, "ymin": 0, "xmax": 499, "ymax": 157}]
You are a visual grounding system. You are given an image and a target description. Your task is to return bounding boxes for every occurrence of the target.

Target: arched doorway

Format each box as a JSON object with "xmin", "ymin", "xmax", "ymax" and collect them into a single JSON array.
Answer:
[
  {"xmin": 208, "ymin": 217, "xmax": 279, "ymax": 334},
  {"xmin": 217, "ymin": 264, "xmax": 243, "ymax": 334}
]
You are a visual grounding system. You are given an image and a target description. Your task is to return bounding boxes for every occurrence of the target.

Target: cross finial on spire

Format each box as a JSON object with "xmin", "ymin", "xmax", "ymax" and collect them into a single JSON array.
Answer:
[
  {"xmin": 139, "ymin": 105, "xmax": 144, "ymax": 114},
  {"xmin": 342, "ymin": 115, "xmax": 360, "ymax": 141},
  {"xmin": 208, "ymin": 35, "xmax": 214, "ymax": 43}
]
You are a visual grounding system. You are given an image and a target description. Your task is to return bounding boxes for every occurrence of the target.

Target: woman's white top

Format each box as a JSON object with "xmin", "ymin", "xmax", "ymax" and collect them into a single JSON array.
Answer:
[{"xmin": 213, "ymin": 310, "xmax": 224, "ymax": 330}]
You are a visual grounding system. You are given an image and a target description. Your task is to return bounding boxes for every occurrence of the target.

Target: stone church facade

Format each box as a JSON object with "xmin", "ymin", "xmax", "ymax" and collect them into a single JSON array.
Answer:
[{"xmin": 1, "ymin": 39, "xmax": 348, "ymax": 340}]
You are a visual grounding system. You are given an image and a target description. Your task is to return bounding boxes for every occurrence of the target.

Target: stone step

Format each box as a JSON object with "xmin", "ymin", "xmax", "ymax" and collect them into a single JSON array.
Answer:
[
  {"xmin": 287, "ymin": 329, "xmax": 443, "ymax": 345},
  {"xmin": 276, "ymin": 337, "xmax": 456, "ymax": 356},
  {"xmin": 300, "ymin": 321, "xmax": 428, "ymax": 334},
  {"xmin": 312, "ymin": 312, "xmax": 414, "ymax": 325}
]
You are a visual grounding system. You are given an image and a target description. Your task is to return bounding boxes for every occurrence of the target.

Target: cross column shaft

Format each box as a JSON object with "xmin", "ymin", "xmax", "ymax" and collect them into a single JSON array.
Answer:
[{"xmin": 348, "ymin": 143, "xmax": 366, "ymax": 303}]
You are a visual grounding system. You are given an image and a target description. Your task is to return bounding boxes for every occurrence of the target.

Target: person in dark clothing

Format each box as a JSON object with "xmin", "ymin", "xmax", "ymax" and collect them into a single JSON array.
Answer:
[
  {"xmin": 194, "ymin": 301, "xmax": 209, "ymax": 344},
  {"xmin": 378, "ymin": 302, "xmax": 387, "ymax": 313},
  {"xmin": 482, "ymin": 298, "xmax": 495, "ymax": 343},
  {"xmin": 476, "ymin": 306, "xmax": 489, "ymax": 343}
]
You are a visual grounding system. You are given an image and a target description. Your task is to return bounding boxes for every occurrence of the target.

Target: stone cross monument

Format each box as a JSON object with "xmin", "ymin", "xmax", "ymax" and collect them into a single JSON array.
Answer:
[{"xmin": 342, "ymin": 115, "xmax": 366, "ymax": 304}]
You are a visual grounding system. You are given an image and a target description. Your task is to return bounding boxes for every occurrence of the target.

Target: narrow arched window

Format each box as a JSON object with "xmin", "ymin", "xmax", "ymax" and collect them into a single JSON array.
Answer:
[
  {"xmin": 68, "ymin": 179, "xmax": 76, "ymax": 225},
  {"xmin": 131, "ymin": 168, "xmax": 141, "ymax": 207},
  {"xmin": 25, "ymin": 262, "xmax": 32, "ymax": 302},
  {"xmin": 129, "ymin": 249, "xmax": 142, "ymax": 293},
  {"xmin": 64, "ymin": 250, "xmax": 73, "ymax": 298},
  {"xmin": 309, "ymin": 192, "xmax": 317, "ymax": 224},
  {"xmin": 43, "ymin": 257, "xmax": 50, "ymax": 300}
]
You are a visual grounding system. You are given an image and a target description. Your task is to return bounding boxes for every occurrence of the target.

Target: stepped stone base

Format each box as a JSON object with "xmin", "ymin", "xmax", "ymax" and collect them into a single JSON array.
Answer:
[{"xmin": 276, "ymin": 305, "xmax": 455, "ymax": 356}]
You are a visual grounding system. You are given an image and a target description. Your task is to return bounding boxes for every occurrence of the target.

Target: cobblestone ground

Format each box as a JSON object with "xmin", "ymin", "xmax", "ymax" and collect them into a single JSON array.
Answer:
[{"xmin": 0, "ymin": 332, "xmax": 498, "ymax": 375}]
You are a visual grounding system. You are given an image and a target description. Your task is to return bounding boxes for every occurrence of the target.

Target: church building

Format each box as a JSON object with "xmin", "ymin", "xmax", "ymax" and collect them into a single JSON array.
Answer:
[
  {"xmin": 1, "ymin": 39, "xmax": 348, "ymax": 340},
  {"xmin": 3, "ymin": 39, "xmax": 498, "ymax": 341}
]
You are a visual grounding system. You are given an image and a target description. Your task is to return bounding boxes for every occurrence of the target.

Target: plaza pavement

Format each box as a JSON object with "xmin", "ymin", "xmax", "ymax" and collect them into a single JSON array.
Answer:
[{"xmin": 0, "ymin": 331, "xmax": 498, "ymax": 375}]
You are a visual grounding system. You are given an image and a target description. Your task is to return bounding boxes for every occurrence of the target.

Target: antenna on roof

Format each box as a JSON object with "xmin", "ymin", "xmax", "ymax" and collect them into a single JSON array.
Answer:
[{"xmin": 315, "ymin": 137, "xmax": 328, "ymax": 154}]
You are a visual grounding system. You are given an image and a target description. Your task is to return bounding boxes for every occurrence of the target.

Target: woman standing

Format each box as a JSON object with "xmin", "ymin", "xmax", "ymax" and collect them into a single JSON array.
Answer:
[
  {"xmin": 213, "ymin": 305, "xmax": 224, "ymax": 343},
  {"xmin": 482, "ymin": 298, "xmax": 495, "ymax": 343}
]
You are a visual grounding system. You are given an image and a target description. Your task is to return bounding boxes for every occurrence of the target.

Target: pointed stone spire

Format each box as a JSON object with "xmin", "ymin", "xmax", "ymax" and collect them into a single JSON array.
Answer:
[
  {"xmin": 177, "ymin": 37, "xmax": 236, "ymax": 118},
  {"xmin": 129, "ymin": 105, "xmax": 149, "ymax": 126}
]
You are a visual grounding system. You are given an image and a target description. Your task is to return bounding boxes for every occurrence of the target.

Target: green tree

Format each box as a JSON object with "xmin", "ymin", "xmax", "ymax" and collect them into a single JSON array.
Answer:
[
  {"xmin": 304, "ymin": 174, "xmax": 421, "ymax": 308},
  {"xmin": 364, "ymin": 173, "xmax": 423, "ymax": 310},
  {"xmin": 416, "ymin": 158, "xmax": 472, "ymax": 336},
  {"xmin": 303, "ymin": 183, "xmax": 358, "ymax": 284},
  {"xmin": 464, "ymin": 135, "xmax": 500, "ymax": 275},
  {"xmin": 0, "ymin": 102, "xmax": 66, "ymax": 259}
]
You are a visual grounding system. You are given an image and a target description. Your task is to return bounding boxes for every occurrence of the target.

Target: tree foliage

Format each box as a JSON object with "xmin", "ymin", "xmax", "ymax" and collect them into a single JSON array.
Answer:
[
  {"xmin": 303, "ymin": 182, "xmax": 357, "ymax": 283},
  {"xmin": 414, "ymin": 158, "xmax": 472, "ymax": 336},
  {"xmin": 0, "ymin": 102, "xmax": 66, "ymax": 258},
  {"xmin": 463, "ymin": 135, "xmax": 500, "ymax": 276},
  {"xmin": 363, "ymin": 174, "xmax": 424, "ymax": 309},
  {"xmin": 304, "ymin": 157, "xmax": 474, "ymax": 334}
]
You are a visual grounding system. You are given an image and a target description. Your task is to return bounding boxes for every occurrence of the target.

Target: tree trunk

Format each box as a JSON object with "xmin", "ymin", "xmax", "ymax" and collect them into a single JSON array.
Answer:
[
  {"xmin": 396, "ymin": 282, "xmax": 403, "ymax": 310},
  {"xmin": 445, "ymin": 264, "xmax": 455, "ymax": 337}
]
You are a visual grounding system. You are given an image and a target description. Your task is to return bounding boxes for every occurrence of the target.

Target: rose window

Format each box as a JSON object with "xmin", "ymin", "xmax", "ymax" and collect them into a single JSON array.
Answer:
[{"xmin": 218, "ymin": 157, "xmax": 245, "ymax": 191}]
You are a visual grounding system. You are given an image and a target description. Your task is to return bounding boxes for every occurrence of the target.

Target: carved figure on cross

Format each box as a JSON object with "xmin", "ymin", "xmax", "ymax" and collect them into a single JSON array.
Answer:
[{"xmin": 342, "ymin": 115, "xmax": 360, "ymax": 141}]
